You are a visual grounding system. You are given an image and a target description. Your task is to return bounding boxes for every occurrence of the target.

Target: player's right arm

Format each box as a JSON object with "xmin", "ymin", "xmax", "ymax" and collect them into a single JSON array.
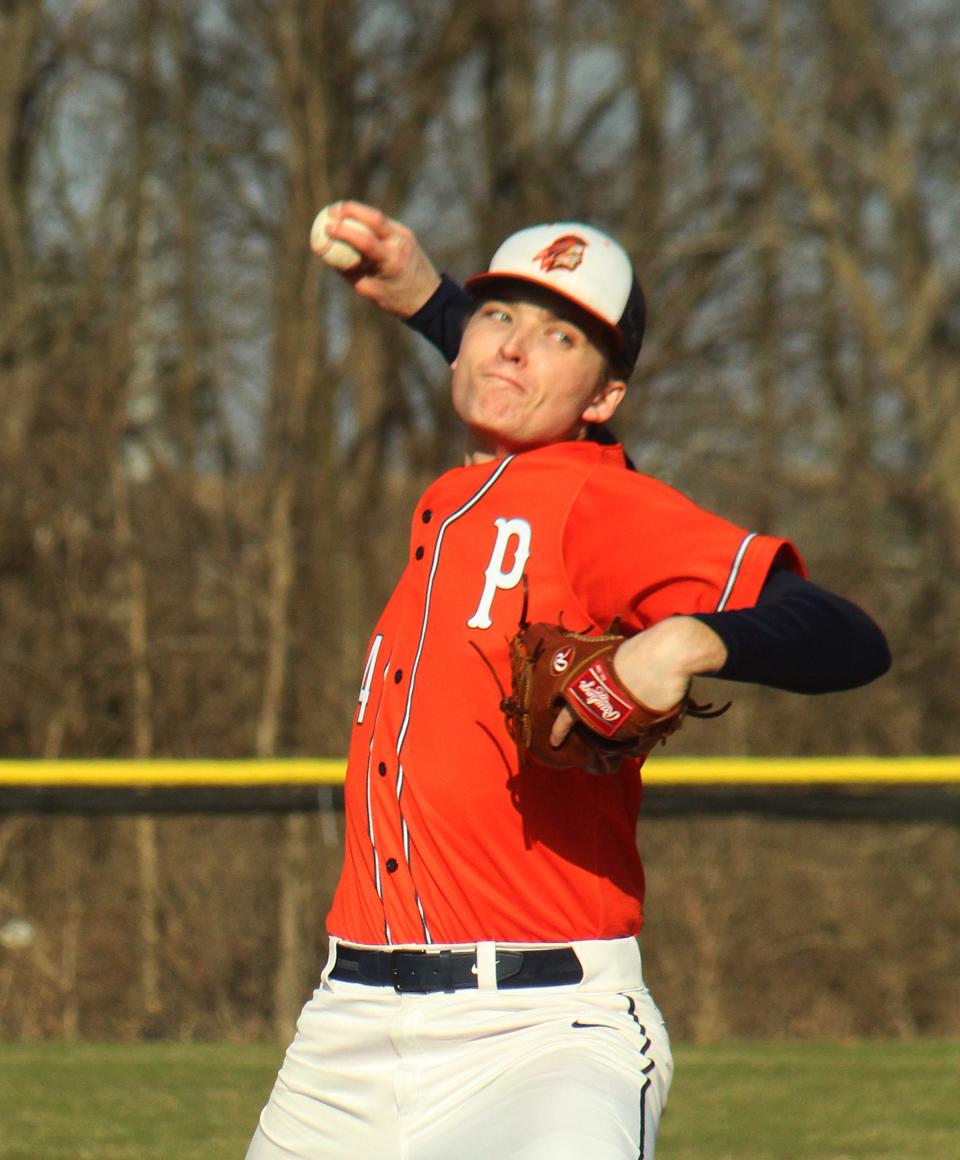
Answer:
[
  {"xmin": 327, "ymin": 199, "xmax": 470, "ymax": 362},
  {"xmin": 325, "ymin": 199, "xmax": 443, "ymax": 318}
]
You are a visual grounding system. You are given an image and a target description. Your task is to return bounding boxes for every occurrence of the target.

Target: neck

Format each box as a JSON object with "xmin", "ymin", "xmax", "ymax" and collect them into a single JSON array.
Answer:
[{"xmin": 462, "ymin": 424, "xmax": 591, "ymax": 466}]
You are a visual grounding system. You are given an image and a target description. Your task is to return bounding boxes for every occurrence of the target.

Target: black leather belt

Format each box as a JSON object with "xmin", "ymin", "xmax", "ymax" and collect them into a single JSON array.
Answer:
[{"xmin": 330, "ymin": 944, "xmax": 583, "ymax": 993}]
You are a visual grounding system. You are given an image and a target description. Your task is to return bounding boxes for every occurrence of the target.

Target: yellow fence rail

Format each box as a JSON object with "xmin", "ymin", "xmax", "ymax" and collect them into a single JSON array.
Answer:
[{"xmin": 0, "ymin": 756, "xmax": 958, "ymax": 786}]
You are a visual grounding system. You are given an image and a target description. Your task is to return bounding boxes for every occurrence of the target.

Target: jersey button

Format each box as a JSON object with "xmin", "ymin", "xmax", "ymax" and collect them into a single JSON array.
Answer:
[
  {"xmin": 422, "ymin": 509, "xmax": 433, "ymax": 523},
  {"xmin": 378, "ymin": 761, "xmax": 387, "ymax": 777},
  {"xmin": 415, "ymin": 546, "xmax": 424, "ymax": 560},
  {"xmin": 394, "ymin": 669, "xmax": 403, "ymax": 683},
  {"xmin": 386, "ymin": 858, "xmax": 399, "ymax": 873}
]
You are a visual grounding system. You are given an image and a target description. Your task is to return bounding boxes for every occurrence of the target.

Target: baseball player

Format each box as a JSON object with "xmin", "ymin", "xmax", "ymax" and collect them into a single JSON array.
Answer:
[{"xmin": 245, "ymin": 205, "xmax": 890, "ymax": 1160}]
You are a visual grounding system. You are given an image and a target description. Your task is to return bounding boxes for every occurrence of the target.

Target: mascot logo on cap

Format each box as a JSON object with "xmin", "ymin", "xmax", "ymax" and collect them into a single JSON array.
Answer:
[{"xmin": 534, "ymin": 234, "xmax": 587, "ymax": 273}]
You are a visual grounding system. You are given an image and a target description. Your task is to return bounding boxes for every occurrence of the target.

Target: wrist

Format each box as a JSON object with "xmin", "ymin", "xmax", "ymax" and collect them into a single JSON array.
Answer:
[
  {"xmin": 400, "ymin": 271, "xmax": 445, "ymax": 322},
  {"xmin": 612, "ymin": 617, "xmax": 728, "ymax": 710},
  {"xmin": 652, "ymin": 615, "xmax": 728, "ymax": 677}
]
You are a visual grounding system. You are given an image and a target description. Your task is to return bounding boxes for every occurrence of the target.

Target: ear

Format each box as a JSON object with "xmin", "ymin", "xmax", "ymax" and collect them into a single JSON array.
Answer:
[{"xmin": 581, "ymin": 378, "xmax": 626, "ymax": 425}]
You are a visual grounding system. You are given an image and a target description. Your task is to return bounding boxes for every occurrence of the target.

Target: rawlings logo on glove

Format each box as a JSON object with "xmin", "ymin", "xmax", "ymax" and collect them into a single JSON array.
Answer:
[
  {"xmin": 473, "ymin": 584, "xmax": 730, "ymax": 776},
  {"xmin": 567, "ymin": 657, "xmax": 635, "ymax": 734}
]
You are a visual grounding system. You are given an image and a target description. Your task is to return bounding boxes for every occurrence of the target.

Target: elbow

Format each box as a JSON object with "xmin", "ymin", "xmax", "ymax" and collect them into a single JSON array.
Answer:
[
  {"xmin": 790, "ymin": 622, "xmax": 892, "ymax": 695},
  {"xmin": 864, "ymin": 628, "xmax": 892, "ymax": 686},
  {"xmin": 825, "ymin": 623, "xmax": 892, "ymax": 693},
  {"xmin": 828, "ymin": 600, "xmax": 893, "ymax": 691}
]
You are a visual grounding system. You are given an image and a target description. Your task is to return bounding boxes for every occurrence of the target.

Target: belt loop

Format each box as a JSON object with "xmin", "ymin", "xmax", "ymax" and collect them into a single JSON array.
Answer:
[
  {"xmin": 475, "ymin": 941, "xmax": 497, "ymax": 990},
  {"xmin": 321, "ymin": 937, "xmax": 339, "ymax": 986}
]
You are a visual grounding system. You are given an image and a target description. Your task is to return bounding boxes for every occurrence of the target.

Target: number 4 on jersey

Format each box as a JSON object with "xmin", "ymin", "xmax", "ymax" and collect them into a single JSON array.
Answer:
[{"xmin": 357, "ymin": 634, "xmax": 384, "ymax": 724}]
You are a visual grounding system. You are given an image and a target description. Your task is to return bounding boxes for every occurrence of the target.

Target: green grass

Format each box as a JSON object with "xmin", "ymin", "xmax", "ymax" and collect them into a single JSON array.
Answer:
[
  {"xmin": 0, "ymin": 1042, "xmax": 280, "ymax": 1160},
  {"xmin": 658, "ymin": 1041, "xmax": 960, "ymax": 1159},
  {"xmin": 0, "ymin": 1040, "xmax": 957, "ymax": 1158}
]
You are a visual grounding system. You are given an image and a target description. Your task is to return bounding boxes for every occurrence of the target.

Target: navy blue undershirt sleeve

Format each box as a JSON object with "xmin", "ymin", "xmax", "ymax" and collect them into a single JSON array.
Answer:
[
  {"xmin": 403, "ymin": 273, "xmax": 470, "ymax": 364},
  {"xmin": 693, "ymin": 570, "xmax": 891, "ymax": 694}
]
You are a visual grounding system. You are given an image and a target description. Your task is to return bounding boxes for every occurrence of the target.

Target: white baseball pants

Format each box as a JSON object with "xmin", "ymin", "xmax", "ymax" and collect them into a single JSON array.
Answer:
[{"xmin": 245, "ymin": 936, "xmax": 672, "ymax": 1160}]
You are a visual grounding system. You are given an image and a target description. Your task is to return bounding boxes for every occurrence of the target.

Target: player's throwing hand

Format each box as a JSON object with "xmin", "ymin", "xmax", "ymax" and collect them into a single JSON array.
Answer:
[{"xmin": 315, "ymin": 199, "xmax": 441, "ymax": 318}]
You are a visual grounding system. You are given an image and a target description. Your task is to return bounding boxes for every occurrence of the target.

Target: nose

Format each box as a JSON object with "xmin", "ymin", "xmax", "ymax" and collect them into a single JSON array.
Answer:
[{"xmin": 498, "ymin": 322, "xmax": 531, "ymax": 363}]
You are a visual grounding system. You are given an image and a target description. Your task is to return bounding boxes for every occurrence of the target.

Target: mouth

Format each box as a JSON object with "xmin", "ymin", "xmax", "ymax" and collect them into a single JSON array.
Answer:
[{"xmin": 480, "ymin": 369, "xmax": 525, "ymax": 392}]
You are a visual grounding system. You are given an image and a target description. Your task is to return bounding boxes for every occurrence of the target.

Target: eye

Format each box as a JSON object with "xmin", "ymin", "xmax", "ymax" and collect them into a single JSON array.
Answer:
[
  {"xmin": 481, "ymin": 303, "xmax": 512, "ymax": 323},
  {"xmin": 548, "ymin": 325, "xmax": 577, "ymax": 347}
]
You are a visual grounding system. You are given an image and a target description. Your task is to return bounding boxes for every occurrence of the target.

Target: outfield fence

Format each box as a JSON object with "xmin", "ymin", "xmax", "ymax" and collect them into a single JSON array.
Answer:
[
  {"xmin": 1, "ymin": 758, "xmax": 957, "ymax": 1040},
  {"xmin": 1, "ymin": 756, "xmax": 959, "ymax": 818}
]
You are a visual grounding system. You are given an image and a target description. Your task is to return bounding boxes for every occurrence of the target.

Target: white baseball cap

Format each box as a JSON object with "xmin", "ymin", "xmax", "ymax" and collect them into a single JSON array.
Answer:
[{"xmin": 465, "ymin": 222, "xmax": 646, "ymax": 375}]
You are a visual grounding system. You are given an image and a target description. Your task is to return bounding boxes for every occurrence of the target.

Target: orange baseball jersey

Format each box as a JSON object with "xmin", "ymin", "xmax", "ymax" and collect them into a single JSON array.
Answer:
[{"xmin": 327, "ymin": 440, "xmax": 804, "ymax": 946}]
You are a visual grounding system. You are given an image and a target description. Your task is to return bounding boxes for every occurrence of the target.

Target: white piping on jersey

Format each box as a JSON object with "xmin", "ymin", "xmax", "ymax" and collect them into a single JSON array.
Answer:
[
  {"xmin": 393, "ymin": 760, "xmax": 432, "ymax": 943},
  {"xmin": 398, "ymin": 771, "xmax": 410, "ymax": 863},
  {"xmin": 396, "ymin": 454, "xmax": 516, "ymax": 757},
  {"xmin": 365, "ymin": 655, "xmax": 394, "ymax": 944},
  {"xmin": 716, "ymin": 531, "xmax": 757, "ymax": 611},
  {"xmin": 414, "ymin": 893, "xmax": 433, "ymax": 945},
  {"xmin": 391, "ymin": 454, "xmax": 516, "ymax": 943}
]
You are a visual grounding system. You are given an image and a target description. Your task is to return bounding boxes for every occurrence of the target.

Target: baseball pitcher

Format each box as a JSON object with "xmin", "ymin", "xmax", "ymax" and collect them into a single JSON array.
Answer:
[{"xmin": 245, "ymin": 205, "xmax": 890, "ymax": 1160}]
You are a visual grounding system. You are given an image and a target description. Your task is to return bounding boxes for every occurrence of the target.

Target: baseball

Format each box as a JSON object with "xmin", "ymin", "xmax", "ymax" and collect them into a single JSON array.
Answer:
[{"xmin": 310, "ymin": 203, "xmax": 371, "ymax": 271}]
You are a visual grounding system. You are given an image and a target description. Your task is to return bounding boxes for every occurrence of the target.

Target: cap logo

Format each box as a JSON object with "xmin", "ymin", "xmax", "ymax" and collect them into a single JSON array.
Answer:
[{"xmin": 533, "ymin": 234, "xmax": 587, "ymax": 273}]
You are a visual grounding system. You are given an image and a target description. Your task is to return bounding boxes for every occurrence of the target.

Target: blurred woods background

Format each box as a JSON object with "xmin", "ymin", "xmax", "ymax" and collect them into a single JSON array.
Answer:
[{"xmin": 0, "ymin": 0, "xmax": 958, "ymax": 1041}]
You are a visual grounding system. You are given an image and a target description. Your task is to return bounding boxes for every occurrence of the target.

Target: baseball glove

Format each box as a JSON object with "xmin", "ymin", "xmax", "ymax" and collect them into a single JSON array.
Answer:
[{"xmin": 497, "ymin": 617, "xmax": 729, "ymax": 776}]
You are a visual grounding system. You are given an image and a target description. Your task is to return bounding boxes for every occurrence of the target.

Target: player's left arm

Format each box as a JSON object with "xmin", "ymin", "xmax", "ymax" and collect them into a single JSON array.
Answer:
[
  {"xmin": 550, "ymin": 569, "xmax": 891, "ymax": 746},
  {"xmin": 691, "ymin": 567, "xmax": 891, "ymax": 692}
]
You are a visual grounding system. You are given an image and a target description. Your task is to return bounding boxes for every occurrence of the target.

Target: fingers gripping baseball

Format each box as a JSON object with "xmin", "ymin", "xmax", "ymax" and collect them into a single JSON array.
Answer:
[
  {"xmin": 310, "ymin": 202, "xmax": 372, "ymax": 270},
  {"xmin": 310, "ymin": 199, "xmax": 441, "ymax": 317}
]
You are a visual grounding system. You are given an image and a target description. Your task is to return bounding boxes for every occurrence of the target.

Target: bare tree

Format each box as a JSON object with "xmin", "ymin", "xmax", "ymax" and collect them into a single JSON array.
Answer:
[{"xmin": 1, "ymin": 0, "xmax": 959, "ymax": 1042}]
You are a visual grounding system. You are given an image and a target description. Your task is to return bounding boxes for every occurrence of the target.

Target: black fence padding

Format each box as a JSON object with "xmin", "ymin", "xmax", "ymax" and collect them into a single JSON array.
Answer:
[{"xmin": 2, "ymin": 783, "xmax": 958, "ymax": 822}]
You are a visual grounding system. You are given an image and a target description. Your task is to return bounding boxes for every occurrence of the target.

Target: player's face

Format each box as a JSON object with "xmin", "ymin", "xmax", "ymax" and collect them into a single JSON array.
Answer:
[{"xmin": 450, "ymin": 290, "xmax": 626, "ymax": 462}]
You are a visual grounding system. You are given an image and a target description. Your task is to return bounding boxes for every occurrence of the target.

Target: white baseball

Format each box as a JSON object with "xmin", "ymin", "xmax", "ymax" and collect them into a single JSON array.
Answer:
[{"xmin": 309, "ymin": 203, "xmax": 371, "ymax": 271}]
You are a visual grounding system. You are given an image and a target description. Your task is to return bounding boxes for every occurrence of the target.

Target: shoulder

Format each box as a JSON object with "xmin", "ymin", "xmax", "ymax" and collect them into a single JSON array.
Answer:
[
  {"xmin": 574, "ymin": 447, "xmax": 704, "ymax": 513},
  {"xmin": 506, "ymin": 441, "xmax": 708, "ymax": 517},
  {"xmin": 512, "ymin": 439, "xmax": 633, "ymax": 479}
]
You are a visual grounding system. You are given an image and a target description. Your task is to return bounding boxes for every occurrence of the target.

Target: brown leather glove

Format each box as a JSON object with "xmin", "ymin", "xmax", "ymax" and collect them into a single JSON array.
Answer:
[{"xmin": 502, "ymin": 621, "xmax": 728, "ymax": 775}]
